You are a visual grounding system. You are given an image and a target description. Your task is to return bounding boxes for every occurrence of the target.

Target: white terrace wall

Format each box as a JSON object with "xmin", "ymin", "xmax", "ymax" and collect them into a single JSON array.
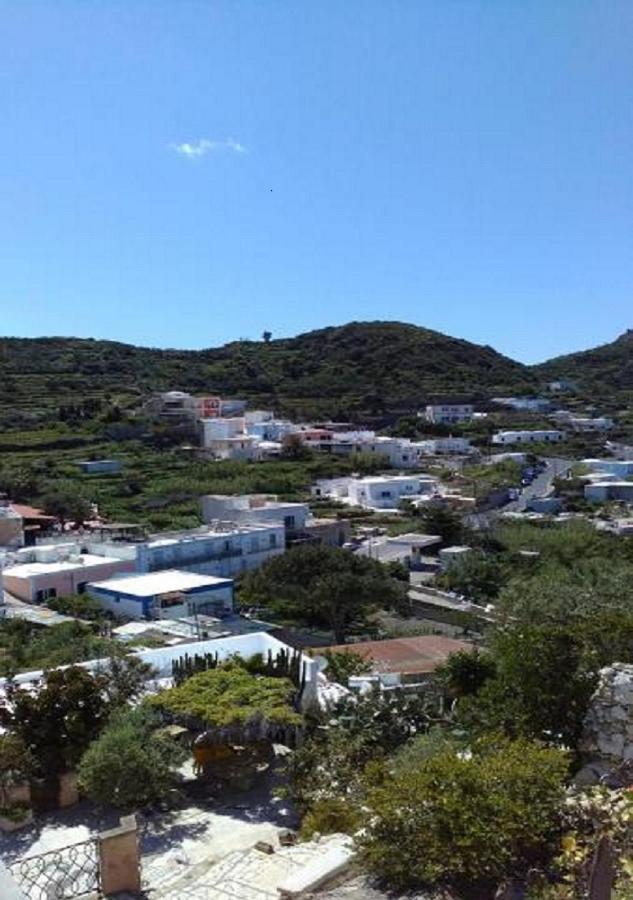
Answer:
[{"xmin": 0, "ymin": 632, "xmax": 320, "ymax": 708}]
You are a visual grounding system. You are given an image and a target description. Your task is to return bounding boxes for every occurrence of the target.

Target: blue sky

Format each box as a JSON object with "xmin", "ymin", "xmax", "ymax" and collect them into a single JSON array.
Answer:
[{"xmin": 2, "ymin": 1, "xmax": 632, "ymax": 363}]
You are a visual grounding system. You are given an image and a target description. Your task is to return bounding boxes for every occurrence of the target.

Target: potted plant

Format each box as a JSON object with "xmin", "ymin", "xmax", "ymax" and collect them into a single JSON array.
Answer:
[{"xmin": 0, "ymin": 802, "xmax": 33, "ymax": 832}]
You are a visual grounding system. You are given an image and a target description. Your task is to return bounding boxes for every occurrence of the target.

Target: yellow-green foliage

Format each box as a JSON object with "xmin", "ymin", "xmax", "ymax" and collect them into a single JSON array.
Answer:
[{"xmin": 150, "ymin": 662, "xmax": 303, "ymax": 728}]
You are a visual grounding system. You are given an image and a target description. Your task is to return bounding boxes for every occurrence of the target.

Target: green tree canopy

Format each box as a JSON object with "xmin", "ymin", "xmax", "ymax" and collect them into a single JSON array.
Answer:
[
  {"xmin": 41, "ymin": 482, "xmax": 92, "ymax": 527},
  {"xmin": 359, "ymin": 736, "xmax": 569, "ymax": 898},
  {"xmin": 240, "ymin": 544, "xmax": 407, "ymax": 642},
  {"xmin": 78, "ymin": 706, "xmax": 187, "ymax": 810},
  {"xmin": 0, "ymin": 667, "xmax": 111, "ymax": 777},
  {"xmin": 414, "ymin": 504, "xmax": 464, "ymax": 546},
  {"xmin": 437, "ymin": 551, "xmax": 506, "ymax": 603},
  {"xmin": 458, "ymin": 613, "xmax": 633, "ymax": 747}
]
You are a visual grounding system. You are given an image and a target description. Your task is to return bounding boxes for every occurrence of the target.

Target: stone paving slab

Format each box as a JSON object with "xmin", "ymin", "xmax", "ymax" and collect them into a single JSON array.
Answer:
[{"xmin": 149, "ymin": 836, "xmax": 350, "ymax": 900}]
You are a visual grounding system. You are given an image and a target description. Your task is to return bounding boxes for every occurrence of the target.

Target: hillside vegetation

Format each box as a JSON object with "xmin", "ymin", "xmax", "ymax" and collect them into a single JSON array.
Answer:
[
  {"xmin": 0, "ymin": 322, "xmax": 537, "ymax": 425},
  {"xmin": 534, "ymin": 329, "xmax": 633, "ymax": 407}
]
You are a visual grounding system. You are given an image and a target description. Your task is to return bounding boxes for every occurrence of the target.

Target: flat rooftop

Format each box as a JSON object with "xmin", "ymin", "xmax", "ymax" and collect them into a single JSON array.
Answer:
[
  {"xmin": 113, "ymin": 613, "xmax": 274, "ymax": 642},
  {"xmin": 356, "ymin": 475, "xmax": 423, "ymax": 484},
  {"xmin": 316, "ymin": 635, "xmax": 472, "ymax": 676},
  {"xmin": 3, "ymin": 553, "xmax": 125, "ymax": 578},
  {"xmin": 588, "ymin": 481, "xmax": 633, "ymax": 488},
  {"xmin": 388, "ymin": 533, "xmax": 442, "ymax": 547},
  {"xmin": 145, "ymin": 523, "xmax": 281, "ymax": 548},
  {"xmin": 89, "ymin": 569, "xmax": 233, "ymax": 597}
]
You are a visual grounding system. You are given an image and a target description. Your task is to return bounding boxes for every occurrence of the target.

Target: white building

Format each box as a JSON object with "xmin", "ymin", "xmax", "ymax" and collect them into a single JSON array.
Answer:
[
  {"xmin": 90, "ymin": 523, "xmax": 286, "ymax": 579},
  {"xmin": 415, "ymin": 437, "xmax": 472, "ymax": 455},
  {"xmin": 567, "ymin": 417, "xmax": 614, "ymax": 432},
  {"xmin": 492, "ymin": 430, "xmax": 565, "ymax": 445},
  {"xmin": 145, "ymin": 390, "xmax": 197, "ymax": 421},
  {"xmin": 546, "ymin": 379, "xmax": 574, "ymax": 392},
  {"xmin": 244, "ymin": 409, "xmax": 274, "ymax": 424},
  {"xmin": 0, "ymin": 497, "xmax": 23, "ymax": 549},
  {"xmin": 246, "ymin": 419, "xmax": 297, "ymax": 442},
  {"xmin": 491, "ymin": 397, "xmax": 551, "ymax": 413},
  {"xmin": 490, "ymin": 452, "xmax": 528, "ymax": 465},
  {"xmin": 424, "ymin": 404, "xmax": 474, "ymax": 424},
  {"xmin": 348, "ymin": 475, "xmax": 437, "ymax": 510},
  {"xmin": 199, "ymin": 417, "xmax": 259, "ymax": 460},
  {"xmin": 88, "ymin": 570, "xmax": 234, "ymax": 620},
  {"xmin": 439, "ymin": 546, "xmax": 473, "ymax": 571},
  {"xmin": 200, "ymin": 495, "xmax": 352, "ymax": 548},
  {"xmin": 582, "ymin": 459, "xmax": 633, "ymax": 478},
  {"xmin": 202, "ymin": 495, "xmax": 309, "ymax": 531},
  {"xmin": 584, "ymin": 482, "xmax": 633, "ymax": 504}
]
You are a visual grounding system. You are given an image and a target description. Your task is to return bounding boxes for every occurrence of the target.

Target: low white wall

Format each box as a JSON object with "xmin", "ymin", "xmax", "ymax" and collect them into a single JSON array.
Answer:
[{"xmin": 0, "ymin": 632, "xmax": 320, "ymax": 706}]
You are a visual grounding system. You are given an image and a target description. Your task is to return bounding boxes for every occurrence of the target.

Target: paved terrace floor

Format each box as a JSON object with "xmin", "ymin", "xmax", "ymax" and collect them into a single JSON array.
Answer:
[{"xmin": 0, "ymin": 756, "xmax": 298, "ymax": 899}]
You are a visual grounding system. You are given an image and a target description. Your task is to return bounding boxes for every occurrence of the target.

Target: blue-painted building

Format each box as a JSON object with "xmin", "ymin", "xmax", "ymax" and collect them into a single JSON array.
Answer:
[{"xmin": 88, "ymin": 569, "xmax": 234, "ymax": 620}]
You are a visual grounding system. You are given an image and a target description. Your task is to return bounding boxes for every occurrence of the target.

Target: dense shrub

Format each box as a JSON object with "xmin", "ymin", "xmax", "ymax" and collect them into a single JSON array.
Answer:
[
  {"xmin": 78, "ymin": 707, "xmax": 187, "ymax": 809},
  {"xmin": 359, "ymin": 736, "xmax": 569, "ymax": 898}
]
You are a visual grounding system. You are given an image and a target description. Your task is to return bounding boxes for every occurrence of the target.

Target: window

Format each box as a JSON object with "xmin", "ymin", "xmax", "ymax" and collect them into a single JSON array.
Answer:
[
  {"xmin": 270, "ymin": 534, "xmax": 277, "ymax": 547},
  {"xmin": 77, "ymin": 582, "xmax": 87, "ymax": 595},
  {"xmin": 284, "ymin": 515, "xmax": 296, "ymax": 529}
]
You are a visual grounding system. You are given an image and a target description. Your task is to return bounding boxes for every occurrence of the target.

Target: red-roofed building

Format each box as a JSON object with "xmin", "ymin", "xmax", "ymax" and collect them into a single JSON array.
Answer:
[
  {"xmin": 316, "ymin": 635, "xmax": 473, "ymax": 688},
  {"xmin": 10, "ymin": 503, "xmax": 57, "ymax": 545}
]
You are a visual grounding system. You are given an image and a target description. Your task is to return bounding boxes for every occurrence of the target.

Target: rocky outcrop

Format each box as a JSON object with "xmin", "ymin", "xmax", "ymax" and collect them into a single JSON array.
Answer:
[{"xmin": 581, "ymin": 663, "xmax": 633, "ymax": 765}]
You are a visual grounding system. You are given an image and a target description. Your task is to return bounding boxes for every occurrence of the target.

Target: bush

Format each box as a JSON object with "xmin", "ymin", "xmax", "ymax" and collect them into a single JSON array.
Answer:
[
  {"xmin": 359, "ymin": 736, "xmax": 569, "ymax": 898},
  {"xmin": 300, "ymin": 797, "xmax": 363, "ymax": 839},
  {"xmin": 321, "ymin": 648, "xmax": 372, "ymax": 686},
  {"xmin": 47, "ymin": 593, "xmax": 103, "ymax": 621},
  {"xmin": 437, "ymin": 648, "xmax": 497, "ymax": 698},
  {"xmin": 78, "ymin": 707, "xmax": 187, "ymax": 810}
]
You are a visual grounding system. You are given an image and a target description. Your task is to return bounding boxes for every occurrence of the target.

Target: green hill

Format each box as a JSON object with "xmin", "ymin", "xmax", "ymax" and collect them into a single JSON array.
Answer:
[
  {"xmin": 534, "ymin": 329, "xmax": 633, "ymax": 408},
  {"xmin": 0, "ymin": 322, "xmax": 537, "ymax": 425}
]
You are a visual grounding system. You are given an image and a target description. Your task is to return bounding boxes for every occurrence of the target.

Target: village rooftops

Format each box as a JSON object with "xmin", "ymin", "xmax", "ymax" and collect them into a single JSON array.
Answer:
[{"xmin": 88, "ymin": 569, "xmax": 232, "ymax": 597}]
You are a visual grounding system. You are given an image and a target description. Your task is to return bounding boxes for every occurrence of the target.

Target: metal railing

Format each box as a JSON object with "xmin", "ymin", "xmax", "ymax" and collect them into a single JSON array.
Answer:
[{"xmin": 9, "ymin": 838, "xmax": 101, "ymax": 899}]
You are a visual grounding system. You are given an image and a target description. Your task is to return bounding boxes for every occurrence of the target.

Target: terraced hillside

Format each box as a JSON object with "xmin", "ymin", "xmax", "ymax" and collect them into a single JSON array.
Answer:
[{"xmin": 0, "ymin": 322, "xmax": 537, "ymax": 425}]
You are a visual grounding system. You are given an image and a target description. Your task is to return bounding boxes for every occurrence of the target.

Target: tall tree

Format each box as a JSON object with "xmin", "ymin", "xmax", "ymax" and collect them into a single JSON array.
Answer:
[
  {"xmin": 0, "ymin": 667, "xmax": 111, "ymax": 777},
  {"xmin": 241, "ymin": 544, "xmax": 407, "ymax": 642}
]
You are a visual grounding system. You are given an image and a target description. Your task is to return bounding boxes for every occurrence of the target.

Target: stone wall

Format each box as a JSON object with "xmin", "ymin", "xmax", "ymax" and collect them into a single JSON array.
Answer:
[{"xmin": 581, "ymin": 663, "xmax": 633, "ymax": 764}]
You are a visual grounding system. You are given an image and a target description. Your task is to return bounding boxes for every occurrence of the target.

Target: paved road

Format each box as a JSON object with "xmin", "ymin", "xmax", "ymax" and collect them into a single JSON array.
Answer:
[
  {"xmin": 506, "ymin": 456, "xmax": 573, "ymax": 512},
  {"xmin": 466, "ymin": 456, "xmax": 573, "ymax": 528}
]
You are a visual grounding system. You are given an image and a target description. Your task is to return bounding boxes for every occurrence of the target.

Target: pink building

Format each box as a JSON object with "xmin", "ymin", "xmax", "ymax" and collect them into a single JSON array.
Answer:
[
  {"xmin": 195, "ymin": 396, "xmax": 222, "ymax": 418},
  {"xmin": 2, "ymin": 552, "xmax": 135, "ymax": 603}
]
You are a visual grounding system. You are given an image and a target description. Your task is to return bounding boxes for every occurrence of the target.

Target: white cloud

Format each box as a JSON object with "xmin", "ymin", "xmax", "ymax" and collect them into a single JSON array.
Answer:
[{"xmin": 171, "ymin": 137, "xmax": 247, "ymax": 159}]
